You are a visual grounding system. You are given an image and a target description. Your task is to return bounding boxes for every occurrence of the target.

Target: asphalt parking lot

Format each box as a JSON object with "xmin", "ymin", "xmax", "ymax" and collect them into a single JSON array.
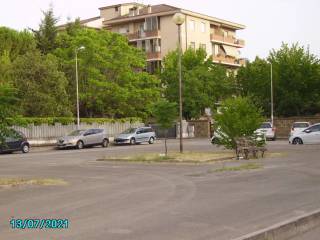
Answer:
[{"xmin": 0, "ymin": 139, "xmax": 319, "ymax": 240}]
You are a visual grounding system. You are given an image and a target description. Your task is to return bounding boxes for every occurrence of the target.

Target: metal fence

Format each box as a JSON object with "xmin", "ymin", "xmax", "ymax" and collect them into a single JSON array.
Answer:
[{"xmin": 14, "ymin": 122, "xmax": 144, "ymax": 140}]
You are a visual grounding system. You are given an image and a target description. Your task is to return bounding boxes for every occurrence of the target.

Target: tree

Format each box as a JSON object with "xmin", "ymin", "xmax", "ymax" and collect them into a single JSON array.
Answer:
[
  {"xmin": 33, "ymin": 7, "xmax": 58, "ymax": 54},
  {"xmin": 12, "ymin": 51, "xmax": 72, "ymax": 117},
  {"xmin": 161, "ymin": 48, "xmax": 235, "ymax": 120},
  {"xmin": 214, "ymin": 97, "xmax": 264, "ymax": 152},
  {"xmin": 0, "ymin": 84, "xmax": 18, "ymax": 144},
  {"xmin": 0, "ymin": 27, "xmax": 36, "ymax": 86},
  {"xmin": 238, "ymin": 43, "xmax": 320, "ymax": 117},
  {"xmin": 152, "ymin": 100, "xmax": 178, "ymax": 156},
  {"xmin": 54, "ymin": 26, "xmax": 161, "ymax": 119},
  {"xmin": 0, "ymin": 27, "xmax": 36, "ymax": 61}
]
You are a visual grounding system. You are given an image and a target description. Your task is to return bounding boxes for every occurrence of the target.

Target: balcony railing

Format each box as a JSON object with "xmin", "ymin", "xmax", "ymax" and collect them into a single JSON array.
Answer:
[
  {"xmin": 210, "ymin": 33, "xmax": 245, "ymax": 47},
  {"xmin": 146, "ymin": 51, "xmax": 161, "ymax": 60},
  {"xmin": 127, "ymin": 30, "xmax": 161, "ymax": 41},
  {"xmin": 212, "ymin": 55, "xmax": 245, "ymax": 67}
]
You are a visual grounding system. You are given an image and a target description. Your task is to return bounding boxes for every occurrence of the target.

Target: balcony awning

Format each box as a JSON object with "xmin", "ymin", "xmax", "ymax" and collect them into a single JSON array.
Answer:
[{"xmin": 222, "ymin": 45, "xmax": 239, "ymax": 58}]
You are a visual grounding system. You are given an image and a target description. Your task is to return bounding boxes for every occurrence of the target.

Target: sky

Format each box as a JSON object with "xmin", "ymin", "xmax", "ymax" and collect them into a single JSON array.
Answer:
[{"xmin": 0, "ymin": 0, "xmax": 319, "ymax": 60}]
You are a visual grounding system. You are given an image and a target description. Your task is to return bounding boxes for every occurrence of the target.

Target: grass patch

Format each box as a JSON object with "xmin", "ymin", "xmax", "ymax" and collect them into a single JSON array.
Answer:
[
  {"xmin": 0, "ymin": 178, "xmax": 68, "ymax": 188},
  {"xmin": 213, "ymin": 163, "xmax": 263, "ymax": 172},
  {"xmin": 97, "ymin": 151, "xmax": 234, "ymax": 164}
]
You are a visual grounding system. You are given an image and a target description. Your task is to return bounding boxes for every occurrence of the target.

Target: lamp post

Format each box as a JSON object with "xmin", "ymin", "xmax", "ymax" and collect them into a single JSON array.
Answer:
[
  {"xmin": 75, "ymin": 46, "xmax": 85, "ymax": 130},
  {"xmin": 173, "ymin": 12, "xmax": 185, "ymax": 154},
  {"xmin": 270, "ymin": 62, "xmax": 274, "ymax": 126}
]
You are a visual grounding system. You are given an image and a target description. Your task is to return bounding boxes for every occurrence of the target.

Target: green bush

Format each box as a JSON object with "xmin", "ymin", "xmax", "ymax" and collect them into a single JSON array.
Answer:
[{"xmin": 214, "ymin": 97, "xmax": 264, "ymax": 150}]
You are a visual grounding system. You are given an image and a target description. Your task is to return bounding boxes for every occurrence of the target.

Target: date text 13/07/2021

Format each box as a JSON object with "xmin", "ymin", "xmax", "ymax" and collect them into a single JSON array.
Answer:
[{"xmin": 10, "ymin": 219, "xmax": 69, "ymax": 229}]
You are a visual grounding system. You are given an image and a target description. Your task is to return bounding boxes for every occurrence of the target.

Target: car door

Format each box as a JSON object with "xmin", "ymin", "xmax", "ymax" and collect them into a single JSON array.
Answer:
[
  {"xmin": 303, "ymin": 125, "xmax": 320, "ymax": 144},
  {"xmin": 141, "ymin": 128, "xmax": 150, "ymax": 142},
  {"xmin": 135, "ymin": 128, "xmax": 144, "ymax": 143},
  {"xmin": 5, "ymin": 132, "xmax": 22, "ymax": 151},
  {"xmin": 309, "ymin": 125, "xmax": 320, "ymax": 144},
  {"xmin": 83, "ymin": 129, "xmax": 95, "ymax": 145},
  {"xmin": 92, "ymin": 129, "xmax": 103, "ymax": 145}
]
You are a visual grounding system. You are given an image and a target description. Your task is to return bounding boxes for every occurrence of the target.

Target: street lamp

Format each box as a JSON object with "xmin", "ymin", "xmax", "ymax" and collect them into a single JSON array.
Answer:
[
  {"xmin": 173, "ymin": 12, "xmax": 185, "ymax": 153},
  {"xmin": 270, "ymin": 62, "xmax": 274, "ymax": 126},
  {"xmin": 75, "ymin": 46, "xmax": 85, "ymax": 130}
]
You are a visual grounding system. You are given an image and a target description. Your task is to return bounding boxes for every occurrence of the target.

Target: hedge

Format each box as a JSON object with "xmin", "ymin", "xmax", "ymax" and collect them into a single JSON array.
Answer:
[{"xmin": 9, "ymin": 117, "xmax": 142, "ymax": 126}]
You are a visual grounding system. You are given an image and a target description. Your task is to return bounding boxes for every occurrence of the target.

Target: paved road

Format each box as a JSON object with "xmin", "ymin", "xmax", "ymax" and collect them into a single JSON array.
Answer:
[{"xmin": 0, "ymin": 139, "xmax": 320, "ymax": 240}]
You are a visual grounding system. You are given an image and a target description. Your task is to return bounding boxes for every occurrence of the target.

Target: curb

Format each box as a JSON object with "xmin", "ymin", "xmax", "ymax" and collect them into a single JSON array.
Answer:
[{"xmin": 232, "ymin": 209, "xmax": 320, "ymax": 240}]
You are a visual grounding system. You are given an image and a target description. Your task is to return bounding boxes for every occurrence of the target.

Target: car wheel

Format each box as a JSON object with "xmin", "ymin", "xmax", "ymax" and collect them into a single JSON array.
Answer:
[
  {"xmin": 148, "ymin": 137, "xmax": 155, "ymax": 144},
  {"xmin": 76, "ymin": 140, "xmax": 84, "ymax": 149},
  {"xmin": 292, "ymin": 138, "xmax": 303, "ymax": 145},
  {"xmin": 102, "ymin": 139, "xmax": 109, "ymax": 148},
  {"xmin": 130, "ymin": 138, "xmax": 136, "ymax": 145},
  {"xmin": 22, "ymin": 144, "xmax": 30, "ymax": 153}
]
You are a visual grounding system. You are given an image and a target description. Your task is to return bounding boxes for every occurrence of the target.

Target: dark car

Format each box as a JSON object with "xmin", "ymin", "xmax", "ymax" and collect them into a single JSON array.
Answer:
[{"xmin": 0, "ymin": 130, "xmax": 30, "ymax": 154}]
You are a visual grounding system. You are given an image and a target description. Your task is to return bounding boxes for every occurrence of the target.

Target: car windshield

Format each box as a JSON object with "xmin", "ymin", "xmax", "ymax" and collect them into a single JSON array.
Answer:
[
  {"xmin": 260, "ymin": 123, "xmax": 272, "ymax": 128},
  {"xmin": 293, "ymin": 123, "xmax": 309, "ymax": 128},
  {"xmin": 121, "ymin": 128, "xmax": 137, "ymax": 134},
  {"xmin": 68, "ymin": 130, "xmax": 85, "ymax": 136}
]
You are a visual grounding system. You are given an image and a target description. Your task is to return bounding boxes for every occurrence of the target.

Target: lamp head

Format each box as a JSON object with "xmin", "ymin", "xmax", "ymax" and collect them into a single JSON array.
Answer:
[{"xmin": 173, "ymin": 13, "xmax": 185, "ymax": 25}]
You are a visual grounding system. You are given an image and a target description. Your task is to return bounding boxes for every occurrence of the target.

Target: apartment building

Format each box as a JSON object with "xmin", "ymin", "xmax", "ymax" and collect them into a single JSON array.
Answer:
[{"xmin": 69, "ymin": 2, "xmax": 245, "ymax": 72}]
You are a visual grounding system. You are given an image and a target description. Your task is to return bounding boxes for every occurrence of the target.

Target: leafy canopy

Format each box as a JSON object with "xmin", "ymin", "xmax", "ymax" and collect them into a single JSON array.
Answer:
[
  {"xmin": 160, "ymin": 48, "xmax": 235, "ymax": 120},
  {"xmin": 0, "ymin": 84, "xmax": 18, "ymax": 143},
  {"xmin": 54, "ymin": 26, "xmax": 161, "ymax": 119},
  {"xmin": 237, "ymin": 43, "xmax": 320, "ymax": 117},
  {"xmin": 152, "ymin": 100, "xmax": 178, "ymax": 130},
  {"xmin": 214, "ymin": 97, "xmax": 264, "ymax": 149}
]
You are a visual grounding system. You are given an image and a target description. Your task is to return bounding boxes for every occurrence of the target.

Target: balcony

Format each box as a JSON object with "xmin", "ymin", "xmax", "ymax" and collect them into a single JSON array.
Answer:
[
  {"xmin": 127, "ymin": 30, "xmax": 161, "ymax": 41},
  {"xmin": 212, "ymin": 55, "xmax": 245, "ymax": 67},
  {"xmin": 210, "ymin": 33, "xmax": 245, "ymax": 48},
  {"xmin": 146, "ymin": 51, "xmax": 161, "ymax": 61}
]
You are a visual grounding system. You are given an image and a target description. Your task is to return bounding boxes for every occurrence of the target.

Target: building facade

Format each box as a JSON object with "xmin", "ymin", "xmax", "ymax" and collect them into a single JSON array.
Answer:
[{"xmin": 68, "ymin": 3, "xmax": 246, "ymax": 72}]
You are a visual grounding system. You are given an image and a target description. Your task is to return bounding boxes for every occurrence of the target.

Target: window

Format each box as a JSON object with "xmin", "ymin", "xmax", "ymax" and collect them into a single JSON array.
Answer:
[
  {"xmin": 200, "ymin": 44, "xmax": 206, "ymax": 50},
  {"xmin": 189, "ymin": 42, "xmax": 195, "ymax": 50},
  {"xmin": 200, "ymin": 22, "xmax": 206, "ymax": 33},
  {"xmin": 145, "ymin": 17, "xmax": 158, "ymax": 31},
  {"xmin": 189, "ymin": 20, "xmax": 195, "ymax": 31},
  {"xmin": 115, "ymin": 6, "xmax": 119, "ymax": 12},
  {"xmin": 307, "ymin": 125, "xmax": 320, "ymax": 132}
]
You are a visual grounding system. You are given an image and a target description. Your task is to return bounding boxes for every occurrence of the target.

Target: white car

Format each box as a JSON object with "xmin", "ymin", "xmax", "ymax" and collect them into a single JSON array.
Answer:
[
  {"xmin": 289, "ymin": 123, "xmax": 320, "ymax": 144},
  {"xmin": 255, "ymin": 122, "xmax": 276, "ymax": 141},
  {"xmin": 290, "ymin": 122, "xmax": 311, "ymax": 137}
]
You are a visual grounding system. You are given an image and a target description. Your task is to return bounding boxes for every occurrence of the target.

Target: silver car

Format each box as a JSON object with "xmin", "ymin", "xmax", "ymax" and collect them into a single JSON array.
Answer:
[
  {"xmin": 114, "ymin": 127, "xmax": 156, "ymax": 145},
  {"xmin": 255, "ymin": 122, "xmax": 276, "ymax": 141},
  {"xmin": 289, "ymin": 123, "xmax": 320, "ymax": 144},
  {"xmin": 57, "ymin": 129, "xmax": 109, "ymax": 149}
]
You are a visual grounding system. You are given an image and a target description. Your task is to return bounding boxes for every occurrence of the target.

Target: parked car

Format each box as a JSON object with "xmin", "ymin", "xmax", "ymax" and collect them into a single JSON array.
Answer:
[
  {"xmin": 290, "ymin": 122, "xmax": 311, "ymax": 137},
  {"xmin": 0, "ymin": 130, "xmax": 30, "ymax": 154},
  {"xmin": 255, "ymin": 122, "xmax": 276, "ymax": 141},
  {"xmin": 211, "ymin": 128, "xmax": 265, "ymax": 144},
  {"xmin": 289, "ymin": 123, "xmax": 320, "ymax": 144},
  {"xmin": 57, "ymin": 129, "xmax": 109, "ymax": 149},
  {"xmin": 114, "ymin": 127, "xmax": 156, "ymax": 145}
]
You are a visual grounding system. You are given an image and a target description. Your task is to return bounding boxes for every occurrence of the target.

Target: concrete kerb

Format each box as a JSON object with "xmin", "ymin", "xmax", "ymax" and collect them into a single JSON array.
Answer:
[{"xmin": 232, "ymin": 209, "xmax": 320, "ymax": 240}]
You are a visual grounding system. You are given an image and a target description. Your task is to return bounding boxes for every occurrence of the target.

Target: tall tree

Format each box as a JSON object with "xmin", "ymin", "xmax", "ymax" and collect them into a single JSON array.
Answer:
[
  {"xmin": 161, "ymin": 48, "xmax": 235, "ymax": 120},
  {"xmin": 12, "ymin": 51, "xmax": 72, "ymax": 117},
  {"xmin": 238, "ymin": 43, "xmax": 320, "ymax": 117},
  {"xmin": 152, "ymin": 100, "xmax": 178, "ymax": 155},
  {"xmin": 33, "ymin": 7, "xmax": 58, "ymax": 54},
  {"xmin": 54, "ymin": 27, "xmax": 161, "ymax": 119},
  {"xmin": 0, "ymin": 84, "xmax": 18, "ymax": 143},
  {"xmin": 0, "ymin": 27, "xmax": 36, "ymax": 61}
]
